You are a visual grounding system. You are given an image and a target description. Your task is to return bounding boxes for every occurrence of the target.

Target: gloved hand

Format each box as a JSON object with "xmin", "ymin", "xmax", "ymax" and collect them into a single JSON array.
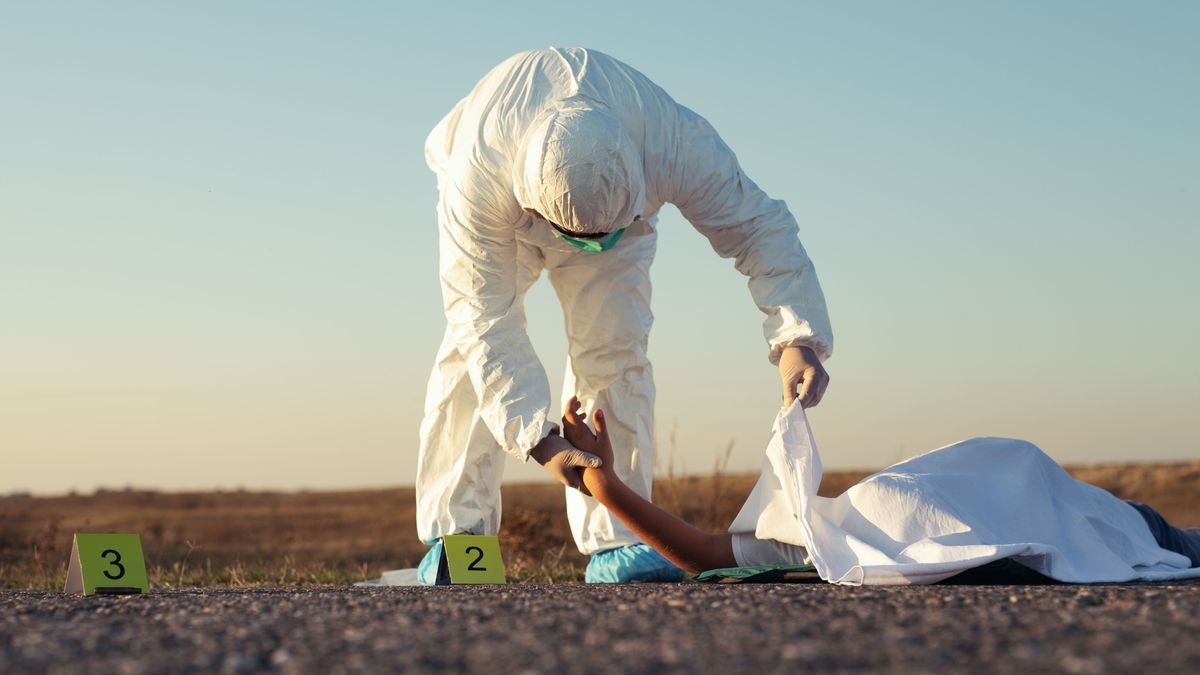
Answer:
[
  {"xmin": 530, "ymin": 431, "xmax": 603, "ymax": 496},
  {"xmin": 779, "ymin": 345, "xmax": 830, "ymax": 409}
]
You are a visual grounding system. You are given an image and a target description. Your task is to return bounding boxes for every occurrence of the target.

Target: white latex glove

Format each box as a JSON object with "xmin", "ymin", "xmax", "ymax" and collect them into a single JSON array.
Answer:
[
  {"xmin": 530, "ymin": 431, "xmax": 602, "ymax": 496},
  {"xmin": 779, "ymin": 345, "xmax": 830, "ymax": 409}
]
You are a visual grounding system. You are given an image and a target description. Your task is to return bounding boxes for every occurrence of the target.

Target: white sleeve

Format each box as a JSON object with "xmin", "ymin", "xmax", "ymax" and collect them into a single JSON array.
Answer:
[
  {"xmin": 435, "ymin": 173, "xmax": 557, "ymax": 460},
  {"xmin": 666, "ymin": 106, "xmax": 834, "ymax": 365},
  {"xmin": 731, "ymin": 534, "xmax": 811, "ymax": 568}
]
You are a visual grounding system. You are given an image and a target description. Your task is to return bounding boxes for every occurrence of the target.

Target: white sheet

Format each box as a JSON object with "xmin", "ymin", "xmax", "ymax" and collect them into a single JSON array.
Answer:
[
  {"xmin": 353, "ymin": 568, "xmax": 421, "ymax": 587},
  {"xmin": 729, "ymin": 403, "xmax": 1200, "ymax": 585},
  {"xmin": 731, "ymin": 533, "xmax": 810, "ymax": 568}
]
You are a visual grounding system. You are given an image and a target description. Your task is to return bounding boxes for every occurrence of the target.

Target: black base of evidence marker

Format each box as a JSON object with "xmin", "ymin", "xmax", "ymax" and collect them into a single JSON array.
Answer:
[
  {"xmin": 435, "ymin": 544, "xmax": 452, "ymax": 586},
  {"xmin": 95, "ymin": 587, "xmax": 143, "ymax": 595}
]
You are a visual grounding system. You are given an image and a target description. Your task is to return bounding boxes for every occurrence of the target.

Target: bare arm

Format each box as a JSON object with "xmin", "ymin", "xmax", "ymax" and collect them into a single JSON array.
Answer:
[
  {"xmin": 583, "ymin": 467, "xmax": 736, "ymax": 574},
  {"xmin": 564, "ymin": 397, "xmax": 736, "ymax": 574}
]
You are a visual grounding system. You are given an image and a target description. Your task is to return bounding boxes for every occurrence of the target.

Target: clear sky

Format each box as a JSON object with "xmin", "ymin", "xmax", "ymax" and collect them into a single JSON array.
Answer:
[{"xmin": 3, "ymin": 2, "xmax": 1198, "ymax": 495}]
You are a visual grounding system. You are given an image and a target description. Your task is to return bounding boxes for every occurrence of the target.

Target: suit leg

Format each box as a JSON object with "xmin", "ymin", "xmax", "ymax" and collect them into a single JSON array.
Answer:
[{"xmin": 548, "ymin": 227, "xmax": 657, "ymax": 554}]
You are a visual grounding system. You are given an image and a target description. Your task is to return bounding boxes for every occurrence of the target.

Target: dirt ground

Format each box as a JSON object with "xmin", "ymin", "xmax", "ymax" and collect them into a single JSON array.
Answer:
[
  {"xmin": 2, "ymin": 461, "xmax": 1198, "ymax": 588},
  {"xmin": 2, "ymin": 462, "xmax": 1197, "ymax": 673},
  {"xmin": 3, "ymin": 582, "xmax": 1200, "ymax": 674}
]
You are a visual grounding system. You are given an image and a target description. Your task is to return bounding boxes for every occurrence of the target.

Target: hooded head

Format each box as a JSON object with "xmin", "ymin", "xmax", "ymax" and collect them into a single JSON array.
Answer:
[{"xmin": 513, "ymin": 102, "xmax": 645, "ymax": 235}]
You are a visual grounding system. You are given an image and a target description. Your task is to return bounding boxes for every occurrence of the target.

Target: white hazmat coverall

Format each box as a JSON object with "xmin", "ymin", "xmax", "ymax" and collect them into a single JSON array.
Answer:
[{"xmin": 416, "ymin": 48, "xmax": 833, "ymax": 555}]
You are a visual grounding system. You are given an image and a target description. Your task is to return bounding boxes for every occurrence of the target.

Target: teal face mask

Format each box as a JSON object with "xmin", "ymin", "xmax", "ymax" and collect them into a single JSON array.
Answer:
[
  {"xmin": 552, "ymin": 226, "xmax": 627, "ymax": 253},
  {"xmin": 546, "ymin": 214, "xmax": 640, "ymax": 253}
]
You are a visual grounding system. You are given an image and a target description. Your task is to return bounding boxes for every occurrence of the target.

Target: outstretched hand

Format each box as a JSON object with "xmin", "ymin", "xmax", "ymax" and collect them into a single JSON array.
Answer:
[{"xmin": 562, "ymin": 396, "xmax": 615, "ymax": 470}]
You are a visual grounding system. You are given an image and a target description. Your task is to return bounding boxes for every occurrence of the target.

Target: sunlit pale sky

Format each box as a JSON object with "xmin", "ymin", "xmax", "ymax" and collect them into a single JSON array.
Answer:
[{"xmin": 3, "ymin": 2, "xmax": 1198, "ymax": 495}]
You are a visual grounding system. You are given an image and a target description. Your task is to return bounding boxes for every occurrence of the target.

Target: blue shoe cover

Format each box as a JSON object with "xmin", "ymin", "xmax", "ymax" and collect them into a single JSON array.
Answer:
[
  {"xmin": 585, "ymin": 544, "xmax": 687, "ymax": 583},
  {"xmin": 417, "ymin": 540, "xmax": 445, "ymax": 586}
]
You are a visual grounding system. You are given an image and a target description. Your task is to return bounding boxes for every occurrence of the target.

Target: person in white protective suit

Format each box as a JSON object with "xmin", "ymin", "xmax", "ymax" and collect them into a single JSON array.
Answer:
[{"xmin": 416, "ymin": 47, "xmax": 833, "ymax": 584}]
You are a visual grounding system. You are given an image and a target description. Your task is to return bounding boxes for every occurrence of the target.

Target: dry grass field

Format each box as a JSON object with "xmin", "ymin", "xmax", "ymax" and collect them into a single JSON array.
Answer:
[{"xmin": 2, "ymin": 461, "xmax": 1197, "ymax": 589}]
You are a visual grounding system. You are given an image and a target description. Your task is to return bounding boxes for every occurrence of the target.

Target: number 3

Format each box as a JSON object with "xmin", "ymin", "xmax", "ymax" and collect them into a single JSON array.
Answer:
[
  {"xmin": 100, "ymin": 549, "xmax": 126, "ymax": 580},
  {"xmin": 465, "ymin": 546, "xmax": 487, "ymax": 571}
]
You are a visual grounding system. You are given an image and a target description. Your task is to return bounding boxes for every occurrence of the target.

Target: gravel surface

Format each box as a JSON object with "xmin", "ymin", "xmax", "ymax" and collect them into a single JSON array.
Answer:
[{"xmin": 3, "ymin": 582, "xmax": 1198, "ymax": 674}]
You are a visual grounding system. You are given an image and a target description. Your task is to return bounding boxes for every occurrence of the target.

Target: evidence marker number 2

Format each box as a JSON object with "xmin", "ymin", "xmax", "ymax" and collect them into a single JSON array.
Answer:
[{"xmin": 442, "ymin": 534, "xmax": 507, "ymax": 584}]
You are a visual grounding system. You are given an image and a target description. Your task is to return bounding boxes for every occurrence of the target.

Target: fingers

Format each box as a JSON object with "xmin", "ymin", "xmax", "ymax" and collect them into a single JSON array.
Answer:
[
  {"xmin": 542, "ymin": 451, "xmax": 594, "ymax": 495},
  {"xmin": 561, "ymin": 467, "xmax": 583, "ymax": 494},
  {"xmin": 793, "ymin": 373, "xmax": 811, "ymax": 408},
  {"xmin": 799, "ymin": 369, "xmax": 831, "ymax": 409},
  {"xmin": 556, "ymin": 450, "xmax": 596, "ymax": 497},
  {"xmin": 561, "ymin": 466, "xmax": 590, "ymax": 496},
  {"xmin": 811, "ymin": 372, "xmax": 830, "ymax": 407},
  {"xmin": 561, "ymin": 395, "xmax": 598, "ymax": 448},
  {"xmin": 593, "ymin": 409, "xmax": 607, "ymax": 443},
  {"xmin": 563, "ymin": 395, "xmax": 593, "ymax": 433},
  {"xmin": 562, "ymin": 449, "xmax": 603, "ymax": 469},
  {"xmin": 573, "ymin": 467, "xmax": 592, "ymax": 497},
  {"xmin": 563, "ymin": 395, "xmax": 582, "ymax": 427}
]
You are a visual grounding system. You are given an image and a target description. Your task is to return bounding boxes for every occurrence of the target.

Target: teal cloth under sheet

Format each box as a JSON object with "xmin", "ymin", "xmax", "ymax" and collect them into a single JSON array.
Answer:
[{"xmin": 693, "ymin": 563, "xmax": 821, "ymax": 584}]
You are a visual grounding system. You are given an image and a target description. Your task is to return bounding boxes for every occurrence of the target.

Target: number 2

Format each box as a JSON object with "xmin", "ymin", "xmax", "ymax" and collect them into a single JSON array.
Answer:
[
  {"xmin": 100, "ymin": 549, "xmax": 126, "ymax": 580},
  {"xmin": 465, "ymin": 545, "xmax": 487, "ymax": 571}
]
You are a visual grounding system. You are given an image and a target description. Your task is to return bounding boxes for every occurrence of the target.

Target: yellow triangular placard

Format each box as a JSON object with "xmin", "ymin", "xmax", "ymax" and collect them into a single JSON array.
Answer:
[
  {"xmin": 443, "ymin": 535, "xmax": 506, "ymax": 584},
  {"xmin": 63, "ymin": 533, "xmax": 149, "ymax": 595}
]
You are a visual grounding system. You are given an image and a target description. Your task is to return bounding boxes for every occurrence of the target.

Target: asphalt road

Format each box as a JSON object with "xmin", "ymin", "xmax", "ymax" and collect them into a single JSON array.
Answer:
[{"xmin": 3, "ymin": 582, "xmax": 1198, "ymax": 674}]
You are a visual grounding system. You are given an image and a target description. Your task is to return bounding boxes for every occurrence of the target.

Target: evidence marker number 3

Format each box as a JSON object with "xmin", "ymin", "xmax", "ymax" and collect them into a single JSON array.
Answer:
[{"xmin": 64, "ymin": 533, "xmax": 149, "ymax": 595}]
